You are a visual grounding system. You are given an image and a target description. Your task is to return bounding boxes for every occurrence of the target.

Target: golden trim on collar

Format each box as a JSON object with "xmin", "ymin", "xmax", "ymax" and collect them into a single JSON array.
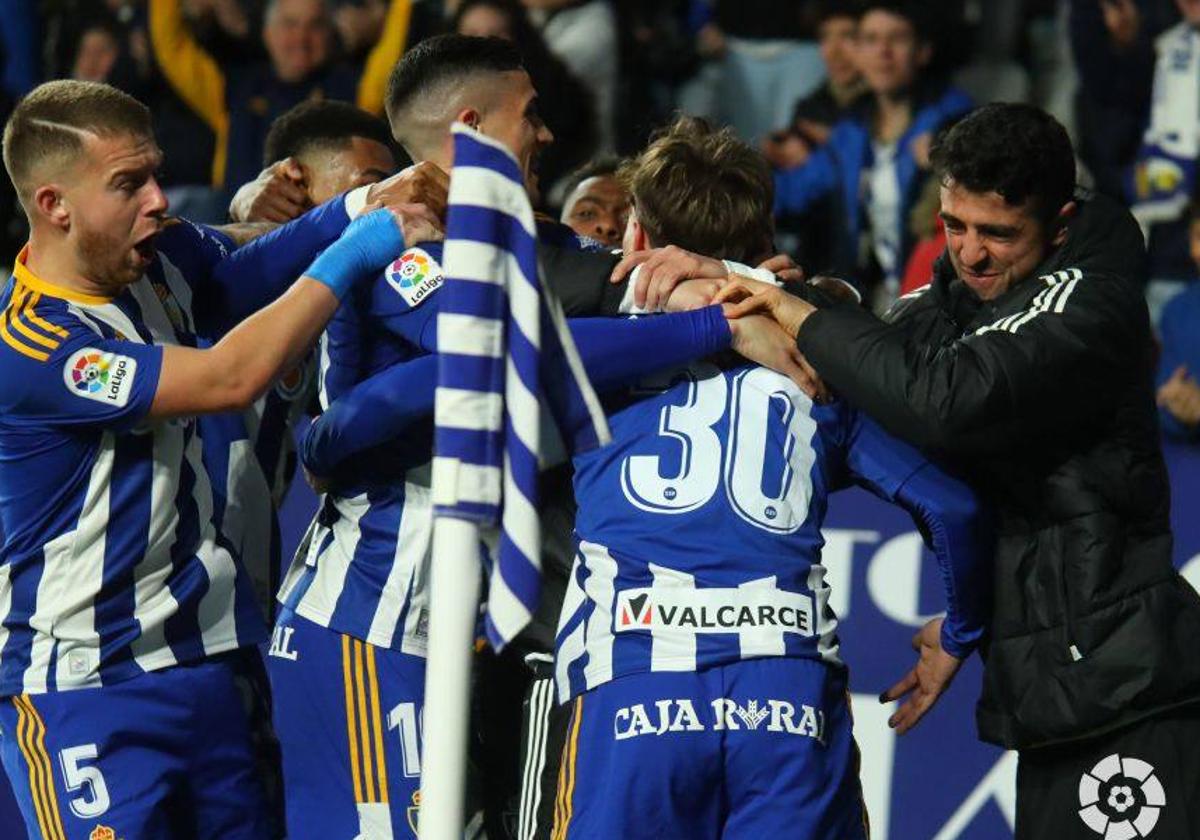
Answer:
[{"xmin": 12, "ymin": 245, "xmax": 114, "ymax": 305}]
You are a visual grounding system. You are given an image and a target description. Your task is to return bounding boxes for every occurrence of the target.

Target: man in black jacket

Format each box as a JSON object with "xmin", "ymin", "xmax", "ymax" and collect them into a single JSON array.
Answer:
[{"xmin": 712, "ymin": 103, "xmax": 1200, "ymax": 838}]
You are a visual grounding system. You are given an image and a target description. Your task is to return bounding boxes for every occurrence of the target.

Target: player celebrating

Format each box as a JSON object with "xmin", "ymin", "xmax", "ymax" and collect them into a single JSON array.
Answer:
[
  {"xmin": 549, "ymin": 117, "xmax": 991, "ymax": 839},
  {"xmin": 266, "ymin": 35, "xmax": 803, "ymax": 838},
  {"xmin": 0, "ymin": 79, "xmax": 424, "ymax": 838}
]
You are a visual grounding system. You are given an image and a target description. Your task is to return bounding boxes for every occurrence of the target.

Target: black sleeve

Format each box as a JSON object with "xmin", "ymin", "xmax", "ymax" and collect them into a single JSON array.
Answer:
[
  {"xmin": 796, "ymin": 273, "xmax": 1145, "ymax": 456},
  {"xmin": 537, "ymin": 243, "xmax": 627, "ymax": 316}
]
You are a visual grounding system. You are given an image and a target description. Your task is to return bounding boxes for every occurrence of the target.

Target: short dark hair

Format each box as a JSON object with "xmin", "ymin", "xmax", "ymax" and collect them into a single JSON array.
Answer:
[
  {"xmin": 620, "ymin": 116, "xmax": 773, "ymax": 264},
  {"xmin": 385, "ymin": 34, "xmax": 523, "ymax": 129},
  {"xmin": 561, "ymin": 155, "xmax": 622, "ymax": 201},
  {"xmin": 930, "ymin": 103, "xmax": 1076, "ymax": 229},
  {"xmin": 3, "ymin": 80, "xmax": 152, "ymax": 207},
  {"xmin": 816, "ymin": 0, "xmax": 863, "ymax": 26},
  {"xmin": 860, "ymin": 1, "xmax": 930, "ymax": 40},
  {"xmin": 263, "ymin": 99, "xmax": 394, "ymax": 166}
]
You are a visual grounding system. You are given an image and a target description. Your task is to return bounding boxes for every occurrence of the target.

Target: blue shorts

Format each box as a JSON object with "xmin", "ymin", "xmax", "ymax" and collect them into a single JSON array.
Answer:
[
  {"xmin": 0, "ymin": 650, "xmax": 273, "ymax": 840},
  {"xmin": 267, "ymin": 610, "xmax": 425, "ymax": 839},
  {"xmin": 551, "ymin": 657, "xmax": 868, "ymax": 840}
]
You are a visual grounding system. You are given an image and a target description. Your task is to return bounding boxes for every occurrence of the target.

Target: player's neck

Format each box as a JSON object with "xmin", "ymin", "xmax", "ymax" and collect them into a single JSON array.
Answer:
[{"xmin": 24, "ymin": 232, "xmax": 114, "ymax": 301}]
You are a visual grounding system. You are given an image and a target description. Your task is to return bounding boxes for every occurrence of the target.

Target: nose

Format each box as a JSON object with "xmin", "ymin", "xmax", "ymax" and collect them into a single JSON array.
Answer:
[
  {"xmin": 595, "ymin": 218, "xmax": 618, "ymax": 243},
  {"xmin": 538, "ymin": 123, "xmax": 554, "ymax": 146},
  {"xmin": 145, "ymin": 177, "xmax": 169, "ymax": 217},
  {"xmin": 957, "ymin": 230, "xmax": 989, "ymax": 269}
]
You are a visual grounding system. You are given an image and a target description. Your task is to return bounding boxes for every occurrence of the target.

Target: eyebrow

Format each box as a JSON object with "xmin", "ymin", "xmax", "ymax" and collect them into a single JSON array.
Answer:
[{"xmin": 108, "ymin": 152, "xmax": 163, "ymax": 183}]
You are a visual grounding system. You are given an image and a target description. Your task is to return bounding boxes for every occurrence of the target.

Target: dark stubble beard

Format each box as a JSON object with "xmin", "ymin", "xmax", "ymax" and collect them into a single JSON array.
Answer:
[{"xmin": 78, "ymin": 226, "xmax": 140, "ymax": 291}]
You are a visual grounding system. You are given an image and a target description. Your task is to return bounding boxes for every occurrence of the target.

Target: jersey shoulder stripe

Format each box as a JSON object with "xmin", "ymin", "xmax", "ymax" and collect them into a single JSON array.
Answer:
[{"xmin": 0, "ymin": 283, "xmax": 82, "ymax": 363}]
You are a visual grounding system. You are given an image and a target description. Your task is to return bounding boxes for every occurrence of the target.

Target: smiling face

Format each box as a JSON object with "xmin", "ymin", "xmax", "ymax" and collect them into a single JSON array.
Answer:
[
  {"xmin": 264, "ymin": 0, "xmax": 333, "ymax": 83},
  {"xmin": 59, "ymin": 132, "xmax": 168, "ymax": 292},
  {"xmin": 939, "ymin": 180, "xmax": 1068, "ymax": 301}
]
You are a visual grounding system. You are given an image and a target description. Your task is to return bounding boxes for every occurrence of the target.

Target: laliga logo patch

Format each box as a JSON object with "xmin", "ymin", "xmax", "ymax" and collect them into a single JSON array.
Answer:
[
  {"xmin": 1077, "ymin": 753, "xmax": 1165, "ymax": 838},
  {"xmin": 89, "ymin": 826, "xmax": 118, "ymax": 840},
  {"xmin": 64, "ymin": 348, "xmax": 137, "ymax": 408},
  {"xmin": 386, "ymin": 248, "xmax": 443, "ymax": 308}
]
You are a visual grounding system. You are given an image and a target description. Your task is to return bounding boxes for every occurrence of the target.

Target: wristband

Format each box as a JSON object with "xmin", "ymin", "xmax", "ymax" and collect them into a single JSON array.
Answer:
[{"xmin": 304, "ymin": 210, "xmax": 404, "ymax": 299}]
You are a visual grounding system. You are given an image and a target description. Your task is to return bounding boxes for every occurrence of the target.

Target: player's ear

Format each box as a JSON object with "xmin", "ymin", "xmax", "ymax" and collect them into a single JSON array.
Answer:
[
  {"xmin": 457, "ymin": 108, "xmax": 482, "ymax": 132},
  {"xmin": 32, "ymin": 184, "xmax": 71, "ymax": 231},
  {"xmin": 629, "ymin": 215, "xmax": 649, "ymax": 252}
]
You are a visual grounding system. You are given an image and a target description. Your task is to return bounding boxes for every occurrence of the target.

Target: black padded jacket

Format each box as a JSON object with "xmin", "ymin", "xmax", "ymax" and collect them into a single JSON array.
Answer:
[{"xmin": 795, "ymin": 192, "xmax": 1200, "ymax": 749}]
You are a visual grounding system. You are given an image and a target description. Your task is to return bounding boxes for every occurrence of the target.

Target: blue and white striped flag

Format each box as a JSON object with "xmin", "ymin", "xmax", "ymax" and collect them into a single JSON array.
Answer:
[{"xmin": 432, "ymin": 124, "xmax": 610, "ymax": 649}]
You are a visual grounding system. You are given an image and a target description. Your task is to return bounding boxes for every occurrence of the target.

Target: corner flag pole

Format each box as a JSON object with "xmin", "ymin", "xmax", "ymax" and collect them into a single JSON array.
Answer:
[{"xmin": 418, "ymin": 515, "xmax": 481, "ymax": 839}]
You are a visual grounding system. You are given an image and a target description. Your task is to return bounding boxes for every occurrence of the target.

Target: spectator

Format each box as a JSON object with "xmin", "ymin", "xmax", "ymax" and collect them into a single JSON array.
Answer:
[
  {"xmin": 1068, "ymin": 0, "xmax": 1173, "ymax": 200},
  {"xmin": 524, "ymin": 0, "xmax": 618, "ymax": 153},
  {"xmin": 705, "ymin": 0, "xmax": 827, "ymax": 144},
  {"xmin": 762, "ymin": 0, "xmax": 866, "ymax": 163},
  {"xmin": 773, "ymin": 1, "xmax": 972, "ymax": 300},
  {"xmin": 1127, "ymin": 0, "xmax": 1200, "ymax": 320},
  {"xmin": 453, "ymin": 0, "xmax": 597, "ymax": 204},
  {"xmin": 1157, "ymin": 197, "xmax": 1200, "ymax": 440},
  {"xmin": 762, "ymin": 0, "xmax": 865, "ymax": 274},
  {"xmin": 148, "ymin": 0, "xmax": 406, "ymax": 194},
  {"xmin": 558, "ymin": 156, "xmax": 629, "ymax": 246}
]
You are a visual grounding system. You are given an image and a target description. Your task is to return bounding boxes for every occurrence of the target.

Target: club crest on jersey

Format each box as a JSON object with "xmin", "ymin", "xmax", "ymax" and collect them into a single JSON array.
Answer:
[
  {"xmin": 614, "ymin": 584, "xmax": 814, "ymax": 637},
  {"xmin": 63, "ymin": 348, "xmax": 137, "ymax": 408},
  {"xmin": 407, "ymin": 789, "xmax": 421, "ymax": 835},
  {"xmin": 386, "ymin": 248, "xmax": 443, "ymax": 308}
]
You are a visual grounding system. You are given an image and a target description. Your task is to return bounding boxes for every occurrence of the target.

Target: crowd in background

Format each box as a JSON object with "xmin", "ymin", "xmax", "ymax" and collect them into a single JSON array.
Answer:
[{"xmin": 1, "ymin": 0, "xmax": 1199, "ymax": 440}]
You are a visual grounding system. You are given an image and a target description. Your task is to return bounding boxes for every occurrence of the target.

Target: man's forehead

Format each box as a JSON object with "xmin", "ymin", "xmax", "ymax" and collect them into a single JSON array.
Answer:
[
  {"xmin": 82, "ymin": 132, "xmax": 161, "ymax": 172},
  {"xmin": 338, "ymin": 136, "xmax": 397, "ymax": 171},
  {"xmin": 940, "ymin": 181, "xmax": 1031, "ymax": 224},
  {"xmin": 571, "ymin": 176, "xmax": 627, "ymax": 208}
]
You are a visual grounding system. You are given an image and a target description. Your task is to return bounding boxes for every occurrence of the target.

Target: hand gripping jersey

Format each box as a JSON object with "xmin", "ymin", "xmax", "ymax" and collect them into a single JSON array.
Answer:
[
  {"xmin": 0, "ymin": 223, "xmax": 266, "ymax": 696},
  {"xmin": 555, "ymin": 360, "xmax": 988, "ymax": 703}
]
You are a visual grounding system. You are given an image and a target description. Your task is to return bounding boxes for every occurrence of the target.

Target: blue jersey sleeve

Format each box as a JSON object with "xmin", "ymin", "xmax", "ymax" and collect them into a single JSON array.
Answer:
[
  {"xmin": 0, "ymin": 325, "xmax": 163, "ymax": 433},
  {"xmin": 843, "ymin": 411, "xmax": 992, "ymax": 658},
  {"xmin": 306, "ymin": 307, "xmax": 733, "ymax": 476},
  {"xmin": 365, "ymin": 244, "xmax": 446, "ymax": 352},
  {"xmin": 154, "ymin": 217, "xmax": 236, "ymax": 288},
  {"xmin": 193, "ymin": 196, "xmax": 352, "ymax": 338},
  {"xmin": 302, "ymin": 354, "xmax": 437, "ymax": 478}
]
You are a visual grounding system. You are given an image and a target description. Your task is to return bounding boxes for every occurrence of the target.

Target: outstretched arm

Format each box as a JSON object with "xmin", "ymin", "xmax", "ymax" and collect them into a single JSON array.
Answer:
[
  {"xmin": 842, "ymin": 412, "xmax": 992, "ymax": 733},
  {"xmin": 303, "ymin": 306, "xmax": 736, "ymax": 480},
  {"xmin": 150, "ymin": 211, "xmax": 405, "ymax": 418}
]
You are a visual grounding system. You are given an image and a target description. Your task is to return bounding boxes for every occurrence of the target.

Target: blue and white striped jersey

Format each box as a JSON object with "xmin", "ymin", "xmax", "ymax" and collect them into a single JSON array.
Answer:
[
  {"xmin": 278, "ymin": 242, "xmax": 446, "ymax": 656},
  {"xmin": 555, "ymin": 360, "xmax": 986, "ymax": 703},
  {"xmin": 0, "ymin": 222, "xmax": 267, "ymax": 695}
]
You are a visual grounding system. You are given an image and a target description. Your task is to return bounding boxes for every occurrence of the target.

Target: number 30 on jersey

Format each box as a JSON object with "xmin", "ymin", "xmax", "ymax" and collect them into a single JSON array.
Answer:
[{"xmin": 620, "ymin": 363, "xmax": 818, "ymax": 534}]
